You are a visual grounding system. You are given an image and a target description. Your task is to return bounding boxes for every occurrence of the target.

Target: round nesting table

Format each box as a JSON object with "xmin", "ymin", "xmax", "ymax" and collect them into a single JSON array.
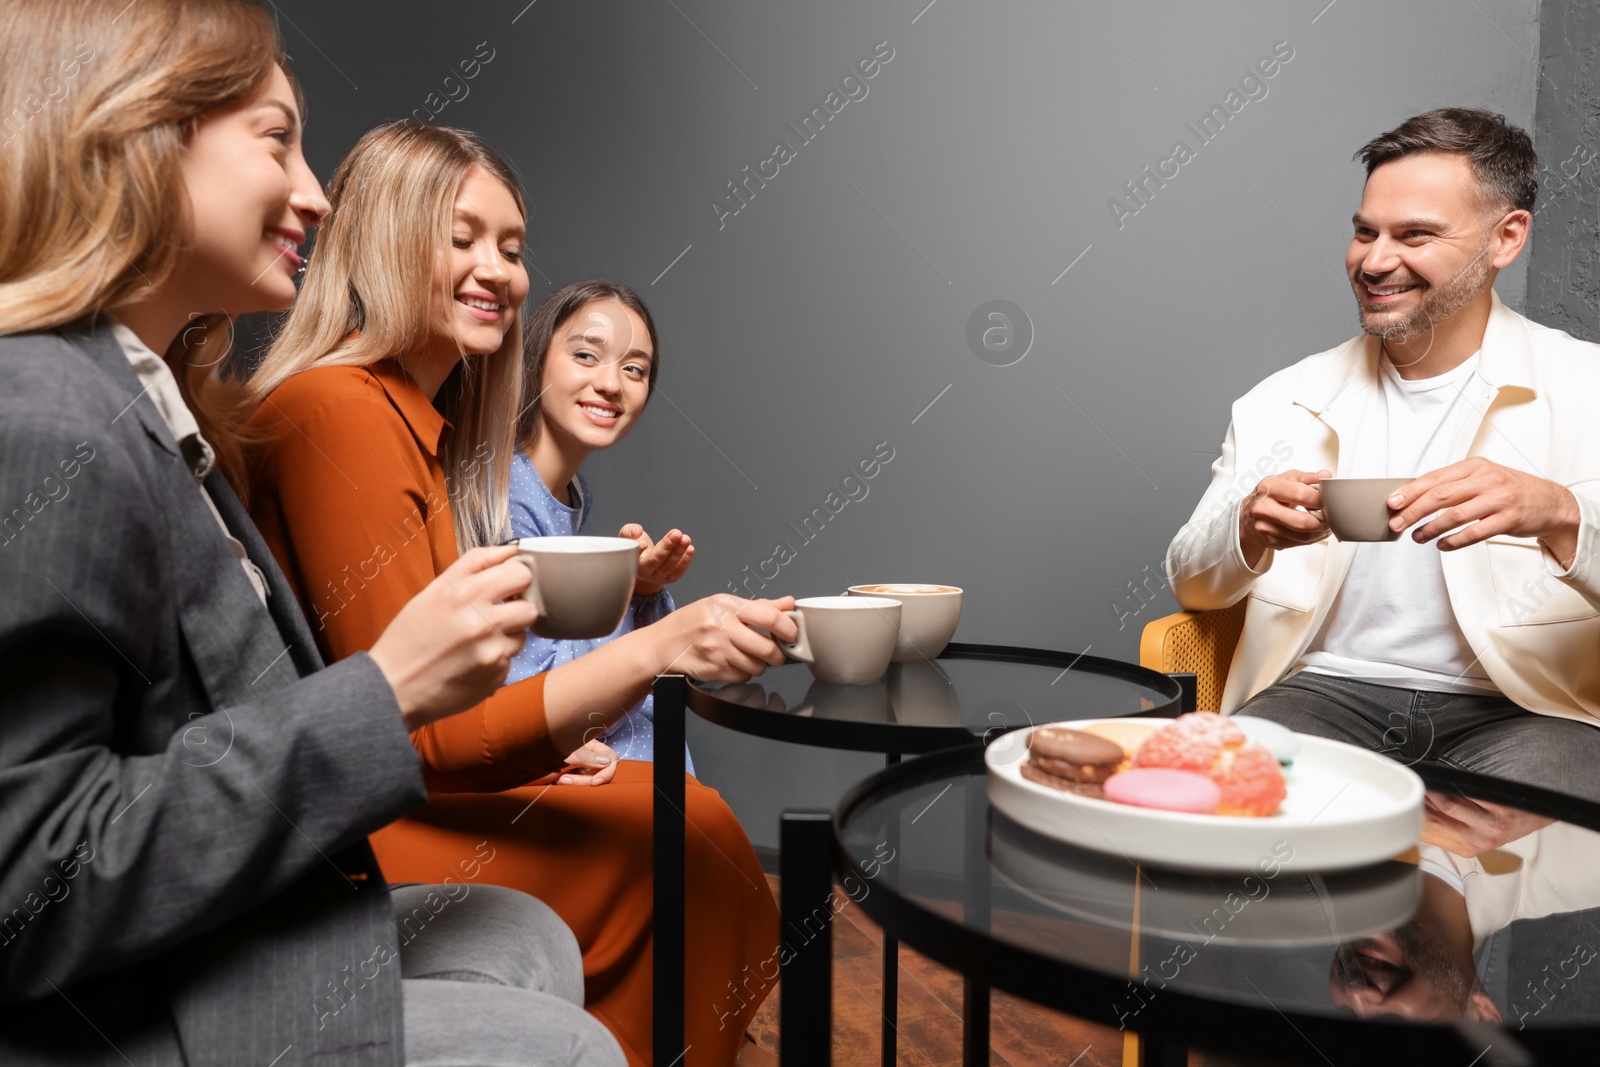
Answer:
[
  {"xmin": 649, "ymin": 643, "xmax": 1185, "ymax": 1066},
  {"xmin": 776, "ymin": 745, "xmax": 1600, "ymax": 1066},
  {"xmin": 688, "ymin": 641, "xmax": 1185, "ymax": 754}
]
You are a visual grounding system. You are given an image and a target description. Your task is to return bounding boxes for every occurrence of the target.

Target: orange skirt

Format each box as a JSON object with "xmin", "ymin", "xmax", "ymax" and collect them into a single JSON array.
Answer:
[{"xmin": 371, "ymin": 760, "xmax": 778, "ymax": 1067}]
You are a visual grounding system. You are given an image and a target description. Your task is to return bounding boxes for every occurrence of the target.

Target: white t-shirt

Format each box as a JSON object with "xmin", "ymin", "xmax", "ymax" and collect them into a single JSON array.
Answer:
[{"xmin": 1294, "ymin": 352, "xmax": 1499, "ymax": 693}]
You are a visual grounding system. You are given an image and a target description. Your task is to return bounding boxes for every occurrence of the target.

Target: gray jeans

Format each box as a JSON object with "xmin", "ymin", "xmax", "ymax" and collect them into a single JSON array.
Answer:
[
  {"xmin": 393, "ymin": 884, "xmax": 624, "ymax": 1067},
  {"xmin": 1237, "ymin": 671, "xmax": 1600, "ymax": 803}
]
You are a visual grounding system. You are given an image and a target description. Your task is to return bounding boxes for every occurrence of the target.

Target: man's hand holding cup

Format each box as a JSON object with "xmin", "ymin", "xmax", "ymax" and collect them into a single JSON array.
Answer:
[{"xmin": 1239, "ymin": 469, "xmax": 1334, "ymax": 569}]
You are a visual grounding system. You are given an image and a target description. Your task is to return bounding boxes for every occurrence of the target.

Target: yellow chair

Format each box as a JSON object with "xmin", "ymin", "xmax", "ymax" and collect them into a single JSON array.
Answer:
[{"xmin": 1137, "ymin": 600, "xmax": 1248, "ymax": 713}]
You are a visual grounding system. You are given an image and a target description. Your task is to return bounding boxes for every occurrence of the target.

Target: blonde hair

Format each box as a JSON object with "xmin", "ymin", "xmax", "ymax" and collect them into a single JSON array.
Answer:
[
  {"xmin": 251, "ymin": 122, "xmax": 527, "ymax": 551},
  {"xmin": 0, "ymin": 0, "xmax": 289, "ymax": 489}
]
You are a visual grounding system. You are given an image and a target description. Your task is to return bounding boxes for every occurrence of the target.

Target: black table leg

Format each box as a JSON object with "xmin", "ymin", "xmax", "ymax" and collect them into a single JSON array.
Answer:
[
  {"xmin": 781, "ymin": 811, "xmax": 834, "ymax": 1067},
  {"xmin": 1136, "ymin": 1034, "xmax": 1188, "ymax": 1067},
  {"xmin": 962, "ymin": 777, "xmax": 990, "ymax": 1067},
  {"xmin": 962, "ymin": 980, "xmax": 990, "ymax": 1067},
  {"xmin": 653, "ymin": 675, "xmax": 688, "ymax": 1067},
  {"xmin": 1166, "ymin": 671, "xmax": 1198, "ymax": 714},
  {"xmin": 881, "ymin": 752, "xmax": 900, "ymax": 1067}
]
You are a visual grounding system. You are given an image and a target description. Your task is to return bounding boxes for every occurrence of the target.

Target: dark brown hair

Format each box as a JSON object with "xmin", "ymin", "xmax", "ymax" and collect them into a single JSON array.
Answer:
[
  {"xmin": 518, "ymin": 279, "xmax": 659, "ymax": 445},
  {"xmin": 1355, "ymin": 107, "xmax": 1538, "ymax": 215}
]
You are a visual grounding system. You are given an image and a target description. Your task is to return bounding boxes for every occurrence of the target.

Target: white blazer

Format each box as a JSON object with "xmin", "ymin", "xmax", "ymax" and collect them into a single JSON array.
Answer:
[{"xmin": 1167, "ymin": 292, "xmax": 1600, "ymax": 720}]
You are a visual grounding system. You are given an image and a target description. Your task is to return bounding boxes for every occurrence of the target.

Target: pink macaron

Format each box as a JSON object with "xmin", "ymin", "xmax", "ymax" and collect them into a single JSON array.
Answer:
[{"xmin": 1103, "ymin": 768, "xmax": 1221, "ymax": 815}]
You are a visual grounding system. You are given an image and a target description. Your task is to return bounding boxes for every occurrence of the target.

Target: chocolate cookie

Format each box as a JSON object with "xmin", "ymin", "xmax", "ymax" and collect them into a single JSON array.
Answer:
[
  {"xmin": 1026, "ymin": 726, "xmax": 1125, "ymax": 783},
  {"xmin": 1021, "ymin": 759, "xmax": 1107, "ymax": 799},
  {"xmin": 1032, "ymin": 753, "xmax": 1116, "ymax": 781}
]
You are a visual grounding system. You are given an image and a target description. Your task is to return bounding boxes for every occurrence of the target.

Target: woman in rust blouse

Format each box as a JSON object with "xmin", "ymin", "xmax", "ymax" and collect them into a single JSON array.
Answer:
[{"xmin": 245, "ymin": 122, "xmax": 793, "ymax": 1067}]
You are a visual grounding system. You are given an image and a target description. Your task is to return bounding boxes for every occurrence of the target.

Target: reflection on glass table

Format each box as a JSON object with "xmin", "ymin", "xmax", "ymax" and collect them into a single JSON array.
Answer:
[
  {"xmin": 822, "ymin": 749, "xmax": 1600, "ymax": 1066},
  {"xmin": 662, "ymin": 644, "xmax": 1182, "ymax": 1066},
  {"xmin": 676, "ymin": 644, "xmax": 1182, "ymax": 1067},
  {"xmin": 1346, "ymin": 793, "xmax": 1600, "ymax": 1031},
  {"xmin": 694, "ymin": 643, "xmax": 1181, "ymax": 752}
]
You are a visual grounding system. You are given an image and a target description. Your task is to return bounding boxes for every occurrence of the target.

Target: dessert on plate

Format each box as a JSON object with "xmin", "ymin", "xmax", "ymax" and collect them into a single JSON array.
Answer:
[
  {"xmin": 1020, "ymin": 714, "xmax": 1288, "ymax": 817},
  {"xmin": 1124, "ymin": 712, "xmax": 1288, "ymax": 817}
]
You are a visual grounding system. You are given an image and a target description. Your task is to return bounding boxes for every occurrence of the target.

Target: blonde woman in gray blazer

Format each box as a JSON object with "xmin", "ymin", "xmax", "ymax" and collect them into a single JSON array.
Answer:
[{"xmin": 0, "ymin": 2, "xmax": 622, "ymax": 1065}]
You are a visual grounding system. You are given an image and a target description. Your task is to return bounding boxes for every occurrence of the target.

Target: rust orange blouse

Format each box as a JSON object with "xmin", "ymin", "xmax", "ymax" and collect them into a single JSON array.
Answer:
[{"xmin": 247, "ymin": 361, "xmax": 563, "ymax": 792}]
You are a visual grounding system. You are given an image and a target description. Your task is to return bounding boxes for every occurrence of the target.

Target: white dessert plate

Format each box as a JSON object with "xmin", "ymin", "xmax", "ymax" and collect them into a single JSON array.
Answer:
[{"xmin": 986, "ymin": 718, "xmax": 1424, "ymax": 874}]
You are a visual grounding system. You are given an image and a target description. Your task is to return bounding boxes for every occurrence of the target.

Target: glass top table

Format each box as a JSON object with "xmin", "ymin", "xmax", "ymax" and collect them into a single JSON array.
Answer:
[
  {"xmin": 650, "ymin": 642, "xmax": 1184, "ymax": 1065},
  {"xmin": 686, "ymin": 641, "xmax": 1185, "ymax": 754},
  {"xmin": 783, "ymin": 746, "xmax": 1600, "ymax": 1066}
]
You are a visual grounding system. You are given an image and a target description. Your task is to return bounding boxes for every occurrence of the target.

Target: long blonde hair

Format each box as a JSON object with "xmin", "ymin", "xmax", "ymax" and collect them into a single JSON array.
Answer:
[
  {"xmin": 0, "ymin": 0, "xmax": 289, "ymax": 489},
  {"xmin": 251, "ymin": 122, "xmax": 527, "ymax": 551}
]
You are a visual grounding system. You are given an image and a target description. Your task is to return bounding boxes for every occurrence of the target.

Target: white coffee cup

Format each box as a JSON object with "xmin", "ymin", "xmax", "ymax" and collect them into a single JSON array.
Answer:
[
  {"xmin": 510, "ymin": 536, "xmax": 638, "ymax": 639},
  {"xmin": 783, "ymin": 596, "xmax": 902, "ymax": 685},
  {"xmin": 1319, "ymin": 478, "xmax": 1409, "ymax": 542},
  {"xmin": 845, "ymin": 584, "xmax": 963, "ymax": 662}
]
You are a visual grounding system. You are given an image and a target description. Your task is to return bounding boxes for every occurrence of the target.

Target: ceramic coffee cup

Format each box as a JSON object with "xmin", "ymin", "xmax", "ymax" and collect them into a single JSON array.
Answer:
[
  {"xmin": 783, "ymin": 596, "xmax": 901, "ymax": 685},
  {"xmin": 845, "ymin": 584, "xmax": 963, "ymax": 662},
  {"xmin": 510, "ymin": 536, "xmax": 638, "ymax": 639},
  {"xmin": 1319, "ymin": 478, "xmax": 1409, "ymax": 542}
]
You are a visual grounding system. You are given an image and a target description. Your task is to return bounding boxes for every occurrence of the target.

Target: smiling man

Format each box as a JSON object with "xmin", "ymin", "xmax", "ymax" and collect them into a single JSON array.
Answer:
[{"xmin": 1167, "ymin": 108, "xmax": 1600, "ymax": 798}]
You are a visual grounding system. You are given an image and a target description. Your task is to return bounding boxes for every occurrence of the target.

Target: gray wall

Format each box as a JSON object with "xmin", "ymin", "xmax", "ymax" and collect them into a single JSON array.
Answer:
[
  {"xmin": 269, "ymin": 0, "xmax": 1543, "ymax": 850},
  {"xmin": 1529, "ymin": 0, "xmax": 1600, "ymax": 341}
]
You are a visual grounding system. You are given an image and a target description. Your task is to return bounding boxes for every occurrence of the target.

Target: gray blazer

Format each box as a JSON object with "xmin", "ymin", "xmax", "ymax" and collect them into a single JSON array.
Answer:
[{"xmin": 0, "ymin": 320, "xmax": 429, "ymax": 1065}]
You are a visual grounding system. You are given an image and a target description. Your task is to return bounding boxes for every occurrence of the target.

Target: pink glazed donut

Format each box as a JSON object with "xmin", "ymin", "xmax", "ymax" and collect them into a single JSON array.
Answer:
[{"xmin": 1103, "ymin": 768, "xmax": 1221, "ymax": 815}]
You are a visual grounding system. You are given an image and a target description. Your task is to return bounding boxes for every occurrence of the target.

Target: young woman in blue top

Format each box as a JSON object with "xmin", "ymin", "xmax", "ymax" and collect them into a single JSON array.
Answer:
[{"xmin": 507, "ymin": 279, "xmax": 697, "ymax": 770}]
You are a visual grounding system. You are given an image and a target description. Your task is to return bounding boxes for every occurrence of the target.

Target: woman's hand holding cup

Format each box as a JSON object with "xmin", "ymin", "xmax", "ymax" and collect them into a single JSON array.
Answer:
[
  {"xmin": 647, "ymin": 594, "xmax": 796, "ymax": 682},
  {"xmin": 369, "ymin": 545, "xmax": 539, "ymax": 732}
]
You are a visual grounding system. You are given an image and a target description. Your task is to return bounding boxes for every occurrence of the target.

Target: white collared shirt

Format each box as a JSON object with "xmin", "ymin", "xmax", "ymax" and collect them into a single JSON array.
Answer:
[{"xmin": 108, "ymin": 318, "xmax": 270, "ymax": 606}]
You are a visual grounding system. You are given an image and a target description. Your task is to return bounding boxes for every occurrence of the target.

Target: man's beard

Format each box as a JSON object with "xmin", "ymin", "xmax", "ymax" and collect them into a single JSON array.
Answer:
[
  {"xmin": 1391, "ymin": 919, "xmax": 1474, "ymax": 1017},
  {"xmin": 1332, "ymin": 921, "xmax": 1475, "ymax": 1020},
  {"xmin": 1355, "ymin": 238, "xmax": 1493, "ymax": 349}
]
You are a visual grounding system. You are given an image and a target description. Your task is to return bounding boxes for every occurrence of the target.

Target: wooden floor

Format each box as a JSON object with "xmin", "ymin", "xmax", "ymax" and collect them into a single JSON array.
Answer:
[{"xmin": 743, "ymin": 874, "xmax": 1128, "ymax": 1067}]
